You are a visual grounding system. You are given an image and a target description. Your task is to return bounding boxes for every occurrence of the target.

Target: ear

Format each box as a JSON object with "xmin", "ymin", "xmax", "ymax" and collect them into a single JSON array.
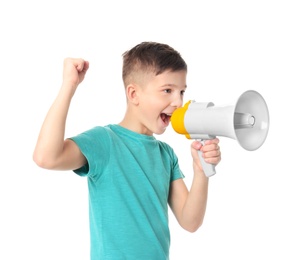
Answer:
[{"xmin": 126, "ymin": 84, "xmax": 140, "ymax": 105}]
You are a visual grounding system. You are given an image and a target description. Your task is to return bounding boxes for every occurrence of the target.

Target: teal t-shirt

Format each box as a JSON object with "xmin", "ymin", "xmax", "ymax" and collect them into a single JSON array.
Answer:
[{"xmin": 70, "ymin": 124, "xmax": 184, "ymax": 260}]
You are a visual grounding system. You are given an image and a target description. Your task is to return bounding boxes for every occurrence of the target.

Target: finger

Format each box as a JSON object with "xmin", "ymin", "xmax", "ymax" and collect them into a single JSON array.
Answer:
[
  {"xmin": 191, "ymin": 140, "xmax": 202, "ymax": 150},
  {"xmin": 204, "ymin": 155, "xmax": 221, "ymax": 164},
  {"xmin": 204, "ymin": 138, "xmax": 220, "ymax": 145},
  {"xmin": 203, "ymin": 149, "xmax": 221, "ymax": 164},
  {"xmin": 202, "ymin": 143, "xmax": 220, "ymax": 153},
  {"xmin": 82, "ymin": 61, "xmax": 89, "ymax": 72},
  {"xmin": 203, "ymin": 148, "xmax": 221, "ymax": 159},
  {"xmin": 74, "ymin": 58, "xmax": 87, "ymax": 72}
]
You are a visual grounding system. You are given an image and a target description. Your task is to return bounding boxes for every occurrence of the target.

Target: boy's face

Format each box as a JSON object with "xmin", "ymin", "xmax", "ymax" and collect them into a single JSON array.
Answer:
[{"xmin": 135, "ymin": 69, "xmax": 187, "ymax": 135}]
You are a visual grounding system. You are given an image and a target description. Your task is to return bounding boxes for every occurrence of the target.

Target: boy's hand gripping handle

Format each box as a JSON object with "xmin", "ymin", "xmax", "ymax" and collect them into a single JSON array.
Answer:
[{"xmin": 197, "ymin": 140, "xmax": 216, "ymax": 177}]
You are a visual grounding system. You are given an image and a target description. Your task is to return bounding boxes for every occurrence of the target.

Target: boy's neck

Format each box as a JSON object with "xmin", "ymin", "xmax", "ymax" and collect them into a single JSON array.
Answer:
[{"xmin": 119, "ymin": 114, "xmax": 153, "ymax": 136}]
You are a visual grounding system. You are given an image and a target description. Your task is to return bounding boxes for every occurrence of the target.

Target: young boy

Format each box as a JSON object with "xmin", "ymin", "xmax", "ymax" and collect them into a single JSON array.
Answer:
[{"xmin": 33, "ymin": 42, "xmax": 221, "ymax": 260}]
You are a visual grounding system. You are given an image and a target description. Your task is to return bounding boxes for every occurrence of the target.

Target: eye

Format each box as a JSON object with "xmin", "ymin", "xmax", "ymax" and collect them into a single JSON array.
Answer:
[
  {"xmin": 164, "ymin": 89, "xmax": 172, "ymax": 93},
  {"xmin": 180, "ymin": 90, "xmax": 185, "ymax": 96}
]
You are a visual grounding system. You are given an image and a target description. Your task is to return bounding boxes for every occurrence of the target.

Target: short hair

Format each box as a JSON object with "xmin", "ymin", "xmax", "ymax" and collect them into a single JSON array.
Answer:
[{"xmin": 122, "ymin": 42, "xmax": 187, "ymax": 87}]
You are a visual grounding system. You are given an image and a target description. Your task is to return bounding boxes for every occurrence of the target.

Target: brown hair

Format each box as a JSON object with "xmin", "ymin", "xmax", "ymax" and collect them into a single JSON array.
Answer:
[{"xmin": 122, "ymin": 42, "xmax": 187, "ymax": 87}]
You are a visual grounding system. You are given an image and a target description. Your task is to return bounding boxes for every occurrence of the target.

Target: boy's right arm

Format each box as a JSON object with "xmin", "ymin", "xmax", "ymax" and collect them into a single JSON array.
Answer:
[{"xmin": 33, "ymin": 58, "xmax": 89, "ymax": 171}]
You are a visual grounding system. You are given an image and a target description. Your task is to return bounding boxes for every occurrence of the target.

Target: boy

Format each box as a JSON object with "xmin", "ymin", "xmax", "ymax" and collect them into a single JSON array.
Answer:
[{"xmin": 33, "ymin": 42, "xmax": 221, "ymax": 260}]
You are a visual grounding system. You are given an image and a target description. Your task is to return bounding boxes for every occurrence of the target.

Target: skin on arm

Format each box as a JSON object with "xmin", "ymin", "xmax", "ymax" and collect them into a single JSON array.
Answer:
[
  {"xmin": 33, "ymin": 58, "xmax": 89, "ymax": 171},
  {"xmin": 168, "ymin": 138, "xmax": 220, "ymax": 232}
]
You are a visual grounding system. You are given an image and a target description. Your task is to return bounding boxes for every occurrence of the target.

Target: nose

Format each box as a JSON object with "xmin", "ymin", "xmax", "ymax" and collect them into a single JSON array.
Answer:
[{"xmin": 171, "ymin": 95, "xmax": 183, "ymax": 108}]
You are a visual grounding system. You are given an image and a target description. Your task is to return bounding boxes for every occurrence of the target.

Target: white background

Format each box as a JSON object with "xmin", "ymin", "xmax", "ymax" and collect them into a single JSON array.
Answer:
[{"xmin": 1, "ymin": 0, "xmax": 301, "ymax": 259}]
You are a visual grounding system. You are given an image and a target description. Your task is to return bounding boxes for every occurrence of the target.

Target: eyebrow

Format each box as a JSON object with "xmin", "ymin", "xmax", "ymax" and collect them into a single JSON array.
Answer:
[{"xmin": 162, "ymin": 84, "xmax": 187, "ymax": 89}]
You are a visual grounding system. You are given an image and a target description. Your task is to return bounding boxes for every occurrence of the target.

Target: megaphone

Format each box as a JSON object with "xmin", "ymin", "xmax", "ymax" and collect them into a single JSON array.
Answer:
[{"xmin": 171, "ymin": 90, "xmax": 269, "ymax": 177}]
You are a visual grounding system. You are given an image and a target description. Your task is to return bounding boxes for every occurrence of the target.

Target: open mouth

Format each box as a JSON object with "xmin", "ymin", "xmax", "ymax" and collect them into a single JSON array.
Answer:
[{"xmin": 160, "ymin": 113, "xmax": 172, "ymax": 125}]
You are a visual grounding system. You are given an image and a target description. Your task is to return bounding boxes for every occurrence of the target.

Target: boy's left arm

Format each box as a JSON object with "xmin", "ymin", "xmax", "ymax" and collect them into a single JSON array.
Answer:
[{"xmin": 168, "ymin": 139, "xmax": 221, "ymax": 233}]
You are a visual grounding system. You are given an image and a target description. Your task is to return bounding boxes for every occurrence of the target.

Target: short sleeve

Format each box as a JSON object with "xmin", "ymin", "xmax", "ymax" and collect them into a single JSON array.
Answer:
[
  {"xmin": 158, "ymin": 141, "xmax": 185, "ymax": 183},
  {"xmin": 170, "ymin": 151, "xmax": 185, "ymax": 182},
  {"xmin": 69, "ymin": 126, "xmax": 111, "ymax": 180}
]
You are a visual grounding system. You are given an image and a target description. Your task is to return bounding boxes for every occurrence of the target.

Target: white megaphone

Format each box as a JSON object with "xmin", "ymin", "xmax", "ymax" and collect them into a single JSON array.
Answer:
[{"xmin": 171, "ymin": 90, "xmax": 269, "ymax": 177}]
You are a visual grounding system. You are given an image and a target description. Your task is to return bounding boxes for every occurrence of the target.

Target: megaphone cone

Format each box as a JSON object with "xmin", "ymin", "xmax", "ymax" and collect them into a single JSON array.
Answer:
[
  {"xmin": 171, "ymin": 90, "xmax": 269, "ymax": 177},
  {"xmin": 234, "ymin": 90, "xmax": 269, "ymax": 151}
]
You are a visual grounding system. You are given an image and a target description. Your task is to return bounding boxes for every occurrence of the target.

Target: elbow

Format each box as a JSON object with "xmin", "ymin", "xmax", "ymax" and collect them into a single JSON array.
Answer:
[
  {"xmin": 186, "ymin": 224, "xmax": 202, "ymax": 234},
  {"xmin": 182, "ymin": 220, "xmax": 203, "ymax": 233},
  {"xmin": 33, "ymin": 151, "xmax": 56, "ymax": 170}
]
